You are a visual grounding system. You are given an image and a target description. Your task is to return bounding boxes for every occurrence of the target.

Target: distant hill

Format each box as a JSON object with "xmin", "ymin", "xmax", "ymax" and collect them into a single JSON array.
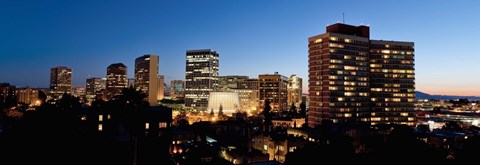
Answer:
[{"xmin": 415, "ymin": 91, "xmax": 480, "ymax": 100}]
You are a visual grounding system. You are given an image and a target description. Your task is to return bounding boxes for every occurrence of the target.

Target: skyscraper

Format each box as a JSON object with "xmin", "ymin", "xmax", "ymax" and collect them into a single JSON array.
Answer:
[
  {"xmin": 170, "ymin": 80, "xmax": 185, "ymax": 100},
  {"xmin": 370, "ymin": 40, "xmax": 415, "ymax": 126},
  {"xmin": 135, "ymin": 55, "xmax": 159, "ymax": 106},
  {"xmin": 287, "ymin": 74, "xmax": 303, "ymax": 107},
  {"xmin": 185, "ymin": 49, "xmax": 219, "ymax": 110},
  {"xmin": 50, "ymin": 66, "xmax": 72, "ymax": 99},
  {"xmin": 307, "ymin": 23, "xmax": 415, "ymax": 127},
  {"xmin": 86, "ymin": 77, "xmax": 106, "ymax": 102},
  {"xmin": 259, "ymin": 72, "xmax": 288, "ymax": 113},
  {"xmin": 106, "ymin": 63, "xmax": 128, "ymax": 99}
]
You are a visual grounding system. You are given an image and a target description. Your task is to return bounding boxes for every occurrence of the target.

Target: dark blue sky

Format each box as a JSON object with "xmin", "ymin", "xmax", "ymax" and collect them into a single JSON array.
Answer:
[{"xmin": 1, "ymin": 0, "xmax": 480, "ymax": 95}]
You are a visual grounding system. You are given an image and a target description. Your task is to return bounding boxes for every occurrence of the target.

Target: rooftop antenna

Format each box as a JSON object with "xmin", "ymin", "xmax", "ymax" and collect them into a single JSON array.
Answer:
[{"xmin": 342, "ymin": 12, "xmax": 345, "ymax": 24}]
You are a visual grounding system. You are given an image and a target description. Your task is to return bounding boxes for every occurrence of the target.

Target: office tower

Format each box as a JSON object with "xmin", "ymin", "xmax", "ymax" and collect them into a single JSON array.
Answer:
[
  {"xmin": 170, "ymin": 80, "xmax": 185, "ymax": 100},
  {"xmin": 218, "ymin": 75, "xmax": 249, "ymax": 91},
  {"xmin": 370, "ymin": 40, "xmax": 415, "ymax": 126},
  {"xmin": 258, "ymin": 72, "xmax": 288, "ymax": 113},
  {"xmin": 185, "ymin": 49, "xmax": 219, "ymax": 110},
  {"xmin": 287, "ymin": 74, "xmax": 303, "ymax": 107},
  {"xmin": 135, "ymin": 55, "xmax": 159, "ymax": 106},
  {"xmin": 307, "ymin": 23, "xmax": 415, "ymax": 127},
  {"xmin": 50, "ymin": 66, "xmax": 72, "ymax": 99},
  {"xmin": 86, "ymin": 77, "xmax": 106, "ymax": 102},
  {"xmin": 106, "ymin": 63, "xmax": 128, "ymax": 99},
  {"xmin": 157, "ymin": 75, "xmax": 165, "ymax": 101}
]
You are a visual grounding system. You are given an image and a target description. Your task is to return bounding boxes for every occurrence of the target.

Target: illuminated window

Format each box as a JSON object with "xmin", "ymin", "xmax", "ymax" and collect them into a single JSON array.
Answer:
[
  {"xmin": 344, "ymin": 92, "xmax": 355, "ymax": 96},
  {"xmin": 344, "ymin": 113, "xmax": 352, "ymax": 117},
  {"xmin": 408, "ymin": 117, "xmax": 415, "ymax": 121},
  {"xmin": 98, "ymin": 124, "xmax": 103, "ymax": 131},
  {"xmin": 314, "ymin": 38, "xmax": 322, "ymax": 43},
  {"xmin": 159, "ymin": 122, "xmax": 167, "ymax": 128},
  {"xmin": 338, "ymin": 97, "xmax": 344, "ymax": 101},
  {"xmin": 99, "ymin": 115, "xmax": 103, "ymax": 121},
  {"xmin": 145, "ymin": 123, "xmax": 150, "ymax": 129},
  {"xmin": 330, "ymin": 37, "xmax": 338, "ymax": 41},
  {"xmin": 401, "ymin": 113, "xmax": 409, "ymax": 116},
  {"xmin": 345, "ymin": 39, "xmax": 351, "ymax": 43},
  {"xmin": 371, "ymin": 117, "xmax": 381, "ymax": 121},
  {"xmin": 263, "ymin": 145, "xmax": 268, "ymax": 151},
  {"xmin": 279, "ymin": 146, "xmax": 284, "ymax": 151}
]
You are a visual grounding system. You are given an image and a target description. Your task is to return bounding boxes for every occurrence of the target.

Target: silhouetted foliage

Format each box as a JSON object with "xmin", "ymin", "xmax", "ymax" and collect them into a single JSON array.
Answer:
[
  {"xmin": 299, "ymin": 102, "xmax": 307, "ymax": 118},
  {"xmin": 218, "ymin": 104, "xmax": 224, "ymax": 117},
  {"xmin": 262, "ymin": 100, "xmax": 272, "ymax": 125}
]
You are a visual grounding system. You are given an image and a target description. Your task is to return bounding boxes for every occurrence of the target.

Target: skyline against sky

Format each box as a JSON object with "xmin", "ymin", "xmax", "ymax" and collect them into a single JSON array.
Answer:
[{"xmin": 1, "ymin": 0, "xmax": 480, "ymax": 96}]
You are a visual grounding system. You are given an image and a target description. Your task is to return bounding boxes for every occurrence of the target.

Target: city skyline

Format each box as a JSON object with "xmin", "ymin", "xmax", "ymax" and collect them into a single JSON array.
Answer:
[{"xmin": 2, "ymin": 0, "xmax": 480, "ymax": 96}]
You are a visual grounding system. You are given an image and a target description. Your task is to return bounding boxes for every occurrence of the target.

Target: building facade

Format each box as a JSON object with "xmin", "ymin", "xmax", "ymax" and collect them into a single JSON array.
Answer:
[
  {"xmin": 259, "ymin": 73, "xmax": 288, "ymax": 112},
  {"xmin": 86, "ymin": 77, "xmax": 106, "ymax": 103},
  {"xmin": 218, "ymin": 75, "xmax": 249, "ymax": 91},
  {"xmin": 16, "ymin": 87, "xmax": 39, "ymax": 106},
  {"xmin": 287, "ymin": 74, "xmax": 302, "ymax": 107},
  {"xmin": 170, "ymin": 80, "xmax": 185, "ymax": 100},
  {"xmin": 106, "ymin": 63, "xmax": 128, "ymax": 99},
  {"xmin": 50, "ymin": 66, "xmax": 72, "ymax": 99},
  {"xmin": 370, "ymin": 40, "xmax": 415, "ymax": 126},
  {"xmin": 157, "ymin": 75, "xmax": 165, "ymax": 101},
  {"xmin": 185, "ymin": 49, "xmax": 219, "ymax": 110},
  {"xmin": 135, "ymin": 55, "xmax": 160, "ymax": 106},
  {"xmin": 307, "ymin": 23, "xmax": 415, "ymax": 127}
]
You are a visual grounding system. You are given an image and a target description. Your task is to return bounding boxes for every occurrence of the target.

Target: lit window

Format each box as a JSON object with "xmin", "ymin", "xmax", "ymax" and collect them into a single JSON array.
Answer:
[
  {"xmin": 99, "ymin": 115, "xmax": 103, "ymax": 121},
  {"xmin": 338, "ymin": 97, "xmax": 344, "ymax": 101},
  {"xmin": 314, "ymin": 38, "xmax": 322, "ymax": 43},
  {"xmin": 263, "ymin": 145, "xmax": 268, "ymax": 151},
  {"xmin": 159, "ymin": 122, "xmax": 167, "ymax": 128},
  {"xmin": 145, "ymin": 123, "xmax": 150, "ymax": 129},
  {"xmin": 98, "ymin": 124, "xmax": 103, "ymax": 131}
]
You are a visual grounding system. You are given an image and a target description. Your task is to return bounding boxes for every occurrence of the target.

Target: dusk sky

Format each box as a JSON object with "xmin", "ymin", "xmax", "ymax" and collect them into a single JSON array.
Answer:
[{"xmin": 1, "ymin": 0, "xmax": 480, "ymax": 96}]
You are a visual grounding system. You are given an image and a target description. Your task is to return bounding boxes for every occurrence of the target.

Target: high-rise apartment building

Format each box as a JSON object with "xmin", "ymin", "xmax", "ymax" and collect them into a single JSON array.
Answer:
[
  {"xmin": 86, "ymin": 77, "xmax": 106, "ymax": 102},
  {"xmin": 287, "ymin": 74, "xmax": 303, "ymax": 107},
  {"xmin": 135, "ymin": 55, "xmax": 159, "ymax": 106},
  {"xmin": 307, "ymin": 23, "xmax": 415, "ymax": 127},
  {"xmin": 106, "ymin": 63, "xmax": 128, "ymax": 99},
  {"xmin": 185, "ymin": 49, "xmax": 219, "ymax": 110},
  {"xmin": 370, "ymin": 40, "xmax": 415, "ymax": 126},
  {"xmin": 259, "ymin": 72, "xmax": 288, "ymax": 112},
  {"xmin": 50, "ymin": 66, "xmax": 72, "ymax": 99},
  {"xmin": 170, "ymin": 80, "xmax": 185, "ymax": 100}
]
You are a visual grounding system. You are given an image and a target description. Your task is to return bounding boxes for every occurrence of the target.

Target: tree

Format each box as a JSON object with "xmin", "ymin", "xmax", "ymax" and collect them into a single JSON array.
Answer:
[
  {"xmin": 262, "ymin": 100, "xmax": 272, "ymax": 125},
  {"xmin": 299, "ymin": 102, "xmax": 307, "ymax": 118},
  {"xmin": 289, "ymin": 103, "xmax": 298, "ymax": 117},
  {"xmin": 210, "ymin": 108, "xmax": 214, "ymax": 117},
  {"xmin": 218, "ymin": 104, "xmax": 224, "ymax": 117}
]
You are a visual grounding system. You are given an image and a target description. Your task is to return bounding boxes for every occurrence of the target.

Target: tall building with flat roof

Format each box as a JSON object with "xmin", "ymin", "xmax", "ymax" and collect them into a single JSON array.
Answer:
[
  {"xmin": 259, "ymin": 72, "xmax": 288, "ymax": 113},
  {"xmin": 106, "ymin": 63, "xmax": 128, "ymax": 99},
  {"xmin": 50, "ymin": 66, "xmax": 72, "ymax": 99},
  {"xmin": 86, "ymin": 77, "xmax": 106, "ymax": 103},
  {"xmin": 370, "ymin": 40, "xmax": 415, "ymax": 126},
  {"xmin": 135, "ymin": 55, "xmax": 160, "ymax": 106},
  {"xmin": 185, "ymin": 49, "xmax": 219, "ymax": 110},
  {"xmin": 287, "ymin": 74, "xmax": 302, "ymax": 107},
  {"xmin": 307, "ymin": 23, "xmax": 415, "ymax": 127}
]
